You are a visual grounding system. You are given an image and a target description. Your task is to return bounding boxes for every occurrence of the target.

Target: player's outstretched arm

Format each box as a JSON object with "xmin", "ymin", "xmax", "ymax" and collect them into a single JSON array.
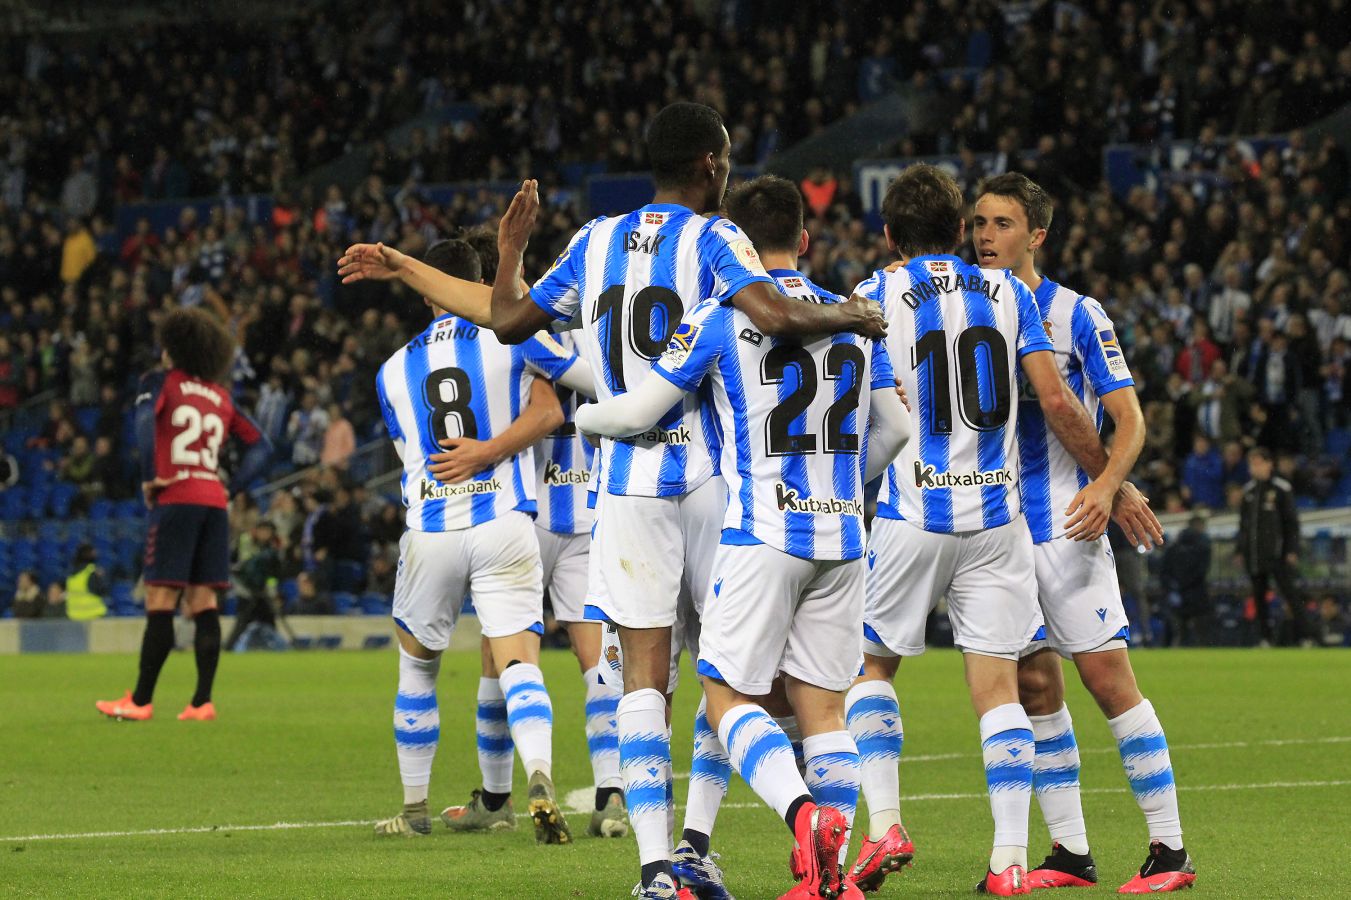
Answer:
[
  {"xmin": 1021, "ymin": 349, "xmax": 1115, "ymax": 540},
  {"xmin": 428, "ymin": 377, "xmax": 563, "ymax": 484},
  {"xmin": 337, "ymin": 242, "xmax": 494, "ymax": 326},
  {"xmin": 491, "ymin": 180, "xmax": 557, "ymax": 343},
  {"xmin": 863, "ymin": 386, "xmax": 912, "ymax": 483},
  {"xmin": 730, "ymin": 280, "xmax": 887, "ymax": 340},
  {"xmin": 1100, "ymin": 387, "xmax": 1164, "ymax": 549},
  {"xmin": 573, "ymin": 372, "xmax": 687, "ymax": 439}
]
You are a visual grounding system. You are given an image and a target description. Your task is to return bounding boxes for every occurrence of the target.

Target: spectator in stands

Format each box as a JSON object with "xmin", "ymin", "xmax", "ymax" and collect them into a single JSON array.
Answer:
[
  {"xmin": 1189, "ymin": 359, "xmax": 1253, "ymax": 444},
  {"xmin": 89, "ymin": 435, "xmax": 130, "ymax": 501},
  {"xmin": 320, "ymin": 403, "xmax": 355, "ymax": 469},
  {"xmin": 58, "ymin": 435, "xmax": 95, "ymax": 491},
  {"xmin": 60, "ymin": 218, "xmax": 97, "ymax": 286},
  {"xmin": 1175, "ymin": 319, "xmax": 1221, "ymax": 384},
  {"xmin": 1181, "ymin": 434, "xmax": 1225, "ymax": 510},
  {"xmin": 1236, "ymin": 447, "xmax": 1309, "ymax": 647},
  {"xmin": 64, "ymin": 544, "xmax": 107, "ymax": 622},
  {"xmin": 43, "ymin": 582, "xmax": 66, "ymax": 618},
  {"xmin": 294, "ymin": 570, "xmax": 331, "ymax": 616},
  {"xmin": 0, "ymin": 334, "xmax": 23, "ymax": 411},
  {"xmin": 286, "ymin": 391, "xmax": 328, "ymax": 467},
  {"xmin": 228, "ymin": 521, "xmax": 284, "ymax": 650},
  {"xmin": 12, "ymin": 571, "xmax": 42, "ymax": 619},
  {"xmin": 1317, "ymin": 596, "xmax": 1350, "ymax": 647}
]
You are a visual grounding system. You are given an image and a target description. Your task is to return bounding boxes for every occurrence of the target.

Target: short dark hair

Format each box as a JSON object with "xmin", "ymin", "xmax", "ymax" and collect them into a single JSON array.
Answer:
[
  {"xmin": 423, "ymin": 239, "xmax": 481, "ymax": 282},
  {"xmin": 159, "ymin": 307, "xmax": 235, "ymax": 384},
  {"xmin": 459, "ymin": 226, "xmax": 499, "ymax": 283},
  {"xmin": 978, "ymin": 172, "xmax": 1054, "ymax": 232},
  {"xmin": 646, "ymin": 102, "xmax": 726, "ymax": 190},
  {"xmin": 1248, "ymin": 446, "xmax": 1273, "ymax": 463},
  {"xmin": 724, "ymin": 175, "xmax": 804, "ymax": 254},
  {"xmin": 881, "ymin": 164, "xmax": 965, "ymax": 258}
]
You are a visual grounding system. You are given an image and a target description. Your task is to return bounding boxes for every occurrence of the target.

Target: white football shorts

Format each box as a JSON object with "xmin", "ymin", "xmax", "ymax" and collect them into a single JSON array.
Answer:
[
  {"xmin": 536, "ymin": 526, "xmax": 590, "ymax": 624},
  {"xmin": 392, "ymin": 511, "xmax": 543, "ymax": 651},
  {"xmin": 1021, "ymin": 535, "xmax": 1130, "ymax": 658},
  {"xmin": 863, "ymin": 517, "xmax": 1041, "ymax": 660},
  {"xmin": 698, "ymin": 542, "xmax": 866, "ymax": 695}
]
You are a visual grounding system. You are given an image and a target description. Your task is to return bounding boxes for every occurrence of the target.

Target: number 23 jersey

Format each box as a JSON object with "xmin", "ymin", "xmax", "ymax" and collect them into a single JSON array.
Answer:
[
  {"xmin": 376, "ymin": 315, "xmax": 576, "ymax": 532},
  {"xmin": 855, "ymin": 255, "xmax": 1052, "ymax": 535}
]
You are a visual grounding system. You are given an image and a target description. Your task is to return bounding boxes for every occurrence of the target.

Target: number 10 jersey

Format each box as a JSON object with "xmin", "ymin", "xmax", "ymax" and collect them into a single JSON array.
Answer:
[
  {"xmin": 855, "ymin": 255, "xmax": 1052, "ymax": 535},
  {"xmin": 376, "ymin": 315, "xmax": 576, "ymax": 532},
  {"xmin": 529, "ymin": 204, "xmax": 774, "ymax": 498}
]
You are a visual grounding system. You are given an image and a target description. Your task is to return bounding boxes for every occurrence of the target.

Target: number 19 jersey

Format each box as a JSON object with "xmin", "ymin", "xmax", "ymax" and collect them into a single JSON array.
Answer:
[
  {"xmin": 855, "ymin": 255, "xmax": 1052, "ymax": 534},
  {"xmin": 529, "ymin": 204, "xmax": 774, "ymax": 498},
  {"xmin": 652, "ymin": 271, "xmax": 895, "ymax": 561},
  {"xmin": 376, "ymin": 315, "xmax": 575, "ymax": 532}
]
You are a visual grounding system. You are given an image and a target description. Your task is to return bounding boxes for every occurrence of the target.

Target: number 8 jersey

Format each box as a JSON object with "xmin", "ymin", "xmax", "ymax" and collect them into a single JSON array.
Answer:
[
  {"xmin": 529, "ymin": 204, "xmax": 774, "ymax": 498},
  {"xmin": 855, "ymin": 255, "xmax": 1052, "ymax": 534},
  {"xmin": 376, "ymin": 315, "xmax": 576, "ymax": 532}
]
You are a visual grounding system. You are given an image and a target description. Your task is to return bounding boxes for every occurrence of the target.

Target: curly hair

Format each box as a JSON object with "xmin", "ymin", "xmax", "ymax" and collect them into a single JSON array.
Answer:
[{"xmin": 158, "ymin": 307, "xmax": 235, "ymax": 384}]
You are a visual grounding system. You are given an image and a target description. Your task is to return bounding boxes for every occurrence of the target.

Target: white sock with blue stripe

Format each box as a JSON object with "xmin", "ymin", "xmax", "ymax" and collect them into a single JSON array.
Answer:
[
  {"xmin": 476, "ymin": 676, "xmax": 513, "ymax": 793},
  {"xmin": 682, "ymin": 695, "xmax": 730, "ymax": 842},
  {"xmin": 1108, "ymin": 699, "xmax": 1182, "ymax": 850},
  {"xmin": 845, "ymin": 680, "xmax": 904, "ymax": 837},
  {"xmin": 717, "ymin": 704, "xmax": 810, "ymax": 824},
  {"xmin": 394, "ymin": 649, "xmax": 440, "ymax": 805},
  {"xmin": 618, "ymin": 688, "xmax": 674, "ymax": 872},
  {"xmin": 1029, "ymin": 705, "xmax": 1089, "ymax": 855},
  {"xmin": 980, "ymin": 702, "xmax": 1034, "ymax": 872},
  {"xmin": 583, "ymin": 667, "xmax": 622, "ymax": 790},
  {"xmin": 803, "ymin": 730, "xmax": 861, "ymax": 865},
  {"xmin": 499, "ymin": 662, "xmax": 553, "ymax": 780}
]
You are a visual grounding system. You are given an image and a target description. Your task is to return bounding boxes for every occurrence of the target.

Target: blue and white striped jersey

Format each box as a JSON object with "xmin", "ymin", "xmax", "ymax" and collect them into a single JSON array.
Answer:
[
  {"xmin": 376, "ymin": 315, "xmax": 576, "ymax": 532},
  {"xmin": 857, "ymin": 255, "xmax": 1052, "ymax": 534},
  {"xmin": 534, "ymin": 331, "xmax": 596, "ymax": 535},
  {"xmin": 652, "ymin": 270, "xmax": 895, "ymax": 561},
  {"xmin": 1017, "ymin": 278, "xmax": 1134, "ymax": 543},
  {"xmin": 530, "ymin": 204, "xmax": 774, "ymax": 498}
]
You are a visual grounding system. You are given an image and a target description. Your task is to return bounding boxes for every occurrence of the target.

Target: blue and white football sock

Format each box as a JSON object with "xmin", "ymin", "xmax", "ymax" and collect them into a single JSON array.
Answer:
[
  {"xmin": 718, "ymin": 704, "xmax": 811, "ymax": 829},
  {"xmin": 619, "ymin": 688, "xmax": 674, "ymax": 882},
  {"xmin": 1029, "ymin": 705, "xmax": 1089, "ymax": 855},
  {"xmin": 980, "ymin": 702, "xmax": 1035, "ymax": 873},
  {"xmin": 803, "ymin": 730, "xmax": 861, "ymax": 864},
  {"xmin": 394, "ymin": 649, "xmax": 440, "ymax": 805},
  {"xmin": 583, "ymin": 666, "xmax": 622, "ymax": 791},
  {"xmin": 476, "ymin": 676, "xmax": 514, "ymax": 794},
  {"xmin": 846, "ymin": 679, "xmax": 904, "ymax": 837},
  {"xmin": 499, "ymin": 662, "xmax": 553, "ymax": 780},
  {"xmin": 681, "ymin": 695, "xmax": 730, "ymax": 855},
  {"xmin": 1109, "ymin": 699, "xmax": 1183, "ymax": 850}
]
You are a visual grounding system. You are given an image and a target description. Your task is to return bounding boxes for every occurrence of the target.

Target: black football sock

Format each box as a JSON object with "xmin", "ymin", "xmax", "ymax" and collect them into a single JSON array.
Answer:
[
  {"xmin": 784, "ymin": 793, "xmax": 814, "ymax": 833},
  {"xmin": 132, "ymin": 611, "xmax": 176, "ymax": 706},
  {"xmin": 681, "ymin": 828, "xmax": 711, "ymax": 857},
  {"xmin": 190, "ymin": 609, "xmax": 221, "ymax": 707},
  {"xmin": 641, "ymin": 860, "xmax": 674, "ymax": 889},
  {"xmin": 480, "ymin": 789, "xmax": 511, "ymax": 812},
  {"xmin": 595, "ymin": 785, "xmax": 623, "ymax": 812}
]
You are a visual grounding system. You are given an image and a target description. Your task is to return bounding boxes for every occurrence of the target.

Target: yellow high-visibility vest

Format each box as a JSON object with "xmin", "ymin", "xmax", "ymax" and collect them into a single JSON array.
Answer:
[{"xmin": 65, "ymin": 564, "xmax": 107, "ymax": 621}]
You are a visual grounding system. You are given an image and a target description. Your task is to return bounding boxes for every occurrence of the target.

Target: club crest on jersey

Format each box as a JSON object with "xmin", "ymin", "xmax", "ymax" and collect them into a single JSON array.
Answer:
[
  {"xmin": 913, "ymin": 462, "xmax": 1013, "ymax": 489},
  {"xmin": 661, "ymin": 323, "xmax": 700, "ymax": 367},
  {"xmin": 604, "ymin": 643, "xmax": 621, "ymax": 672},
  {"xmin": 774, "ymin": 483, "xmax": 864, "ymax": 516},
  {"xmin": 1098, "ymin": 328, "xmax": 1130, "ymax": 378},
  {"xmin": 1043, "ymin": 320, "xmax": 1053, "ymax": 340}
]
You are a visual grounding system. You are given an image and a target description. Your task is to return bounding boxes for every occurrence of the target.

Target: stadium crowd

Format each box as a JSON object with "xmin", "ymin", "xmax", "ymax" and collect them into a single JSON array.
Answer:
[{"xmin": 0, "ymin": 0, "xmax": 1348, "ymax": 623}]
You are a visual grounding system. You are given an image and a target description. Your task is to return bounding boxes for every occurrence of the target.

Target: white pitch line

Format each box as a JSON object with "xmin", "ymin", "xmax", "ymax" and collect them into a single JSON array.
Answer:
[{"xmin": 6, "ymin": 778, "xmax": 1346, "ymax": 843}]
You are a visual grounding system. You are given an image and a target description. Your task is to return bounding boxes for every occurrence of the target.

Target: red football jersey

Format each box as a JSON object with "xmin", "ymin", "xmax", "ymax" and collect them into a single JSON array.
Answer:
[{"xmin": 148, "ymin": 369, "xmax": 262, "ymax": 508}]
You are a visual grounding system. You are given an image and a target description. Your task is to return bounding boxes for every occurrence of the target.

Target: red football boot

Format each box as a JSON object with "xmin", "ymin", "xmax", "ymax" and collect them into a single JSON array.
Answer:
[
  {"xmin": 976, "ymin": 865, "xmax": 1031, "ymax": 896},
  {"xmin": 1026, "ymin": 843, "xmax": 1098, "ymax": 889},
  {"xmin": 848, "ymin": 822, "xmax": 915, "ymax": 892},
  {"xmin": 1117, "ymin": 842, "xmax": 1196, "ymax": 893},
  {"xmin": 95, "ymin": 691, "xmax": 152, "ymax": 721},
  {"xmin": 781, "ymin": 803, "xmax": 850, "ymax": 899}
]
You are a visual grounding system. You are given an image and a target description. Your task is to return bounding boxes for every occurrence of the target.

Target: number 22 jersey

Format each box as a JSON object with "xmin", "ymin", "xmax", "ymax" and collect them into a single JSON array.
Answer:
[
  {"xmin": 529, "ymin": 204, "xmax": 774, "ymax": 498},
  {"xmin": 855, "ymin": 255, "xmax": 1052, "ymax": 534},
  {"xmin": 376, "ymin": 315, "xmax": 576, "ymax": 532}
]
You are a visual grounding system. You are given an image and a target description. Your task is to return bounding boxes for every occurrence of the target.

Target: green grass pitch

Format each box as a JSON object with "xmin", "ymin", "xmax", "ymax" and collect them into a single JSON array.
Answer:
[{"xmin": 2, "ymin": 647, "xmax": 1349, "ymax": 898}]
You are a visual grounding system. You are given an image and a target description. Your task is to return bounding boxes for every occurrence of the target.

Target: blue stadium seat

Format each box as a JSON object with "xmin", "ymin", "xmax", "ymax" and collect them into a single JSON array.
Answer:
[
  {"xmin": 359, "ymin": 593, "xmax": 390, "ymax": 616},
  {"xmin": 37, "ymin": 520, "xmax": 64, "ymax": 543},
  {"xmin": 109, "ymin": 580, "xmax": 140, "ymax": 617},
  {"xmin": 0, "ymin": 485, "xmax": 25, "ymax": 520},
  {"xmin": 27, "ymin": 485, "xmax": 51, "ymax": 520},
  {"xmin": 49, "ymin": 483, "xmax": 78, "ymax": 517},
  {"xmin": 332, "ymin": 591, "xmax": 357, "ymax": 615},
  {"xmin": 333, "ymin": 560, "xmax": 365, "ymax": 593},
  {"xmin": 279, "ymin": 579, "xmax": 299, "ymax": 613},
  {"xmin": 220, "ymin": 595, "xmax": 238, "ymax": 616},
  {"xmin": 115, "ymin": 500, "xmax": 143, "ymax": 521},
  {"xmin": 362, "ymin": 634, "xmax": 392, "ymax": 650},
  {"xmin": 88, "ymin": 498, "xmax": 114, "ymax": 520},
  {"xmin": 73, "ymin": 406, "xmax": 100, "ymax": 436}
]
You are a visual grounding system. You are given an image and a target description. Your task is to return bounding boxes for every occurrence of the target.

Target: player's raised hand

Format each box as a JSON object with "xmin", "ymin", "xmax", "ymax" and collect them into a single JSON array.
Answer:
[
  {"xmin": 140, "ymin": 473, "xmax": 187, "ymax": 509},
  {"xmin": 498, "ymin": 179, "xmax": 539, "ymax": 257},
  {"xmin": 337, "ymin": 242, "xmax": 407, "ymax": 284},
  {"xmin": 428, "ymin": 437, "xmax": 501, "ymax": 484},
  {"xmin": 884, "ymin": 260, "xmax": 905, "ymax": 273},
  {"xmin": 1063, "ymin": 478, "xmax": 1114, "ymax": 541},
  {"xmin": 1111, "ymin": 481, "xmax": 1164, "ymax": 549},
  {"xmin": 842, "ymin": 293, "xmax": 887, "ymax": 339}
]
